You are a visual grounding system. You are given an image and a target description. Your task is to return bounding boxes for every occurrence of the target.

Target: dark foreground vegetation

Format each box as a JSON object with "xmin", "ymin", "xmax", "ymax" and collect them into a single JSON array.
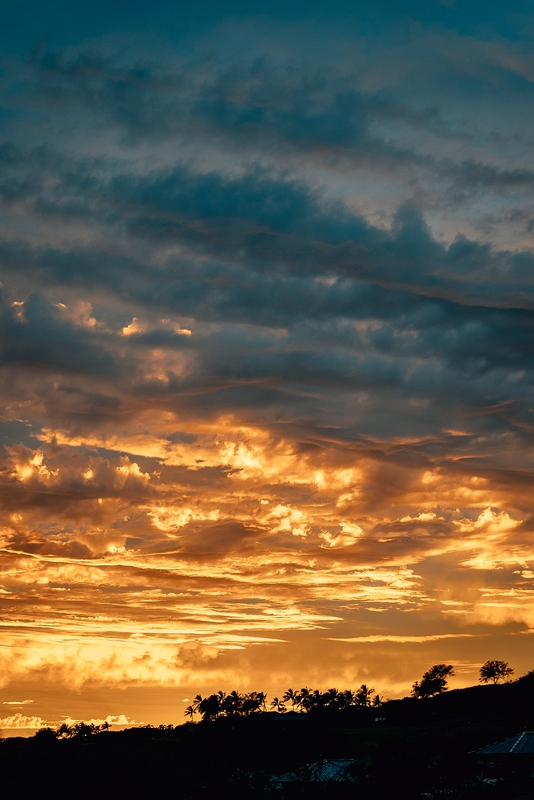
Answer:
[{"xmin": 2, "ymin": 670, "xmax": 534, "ymax": 799}]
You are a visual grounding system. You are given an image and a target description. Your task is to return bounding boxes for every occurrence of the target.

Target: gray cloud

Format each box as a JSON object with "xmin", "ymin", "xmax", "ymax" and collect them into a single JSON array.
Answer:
[{"xmin": 1, "ymin": 16, "xmax": 534, "ymax": 699}]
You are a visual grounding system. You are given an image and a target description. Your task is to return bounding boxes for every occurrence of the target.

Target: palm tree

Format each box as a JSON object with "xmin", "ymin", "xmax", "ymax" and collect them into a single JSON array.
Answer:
[
  {"xmin": 240, "ymin": 692, "xmax": 263, "ymax": 715},
  {"xmin": 297, "ymin": 687, "xmax": 311, "ymax": 711},
  {"xmin": 340, "ymin": 689, "xmax": 355, "ymax": 710},
  {"xmin": 198, "ymin": 693, "xmax": 222, "ymax": 721},
  {"xmin": 230, "ymin": 689, "xmax": 243, "ymax": 709},
  {"xmin": 73, "ymin": 722, "xmax": 95, "ymax": 738},
  {"xmin": 184, "ymin": 704, "xmax": 195, "ymax": 720},
  {"xmin": 223, "ymin": 690, "xmax": 243, "ymax": 716},
  {"xmin": 324, "ymin": 688, "xmax": 336, "ymax": 707},
  {"xmin": 192, "ymin": 694, "xmax": 203, "ymax": 715},
  {"xmin": 57, "ymin": 723, "xmax": 74, "ymax": 738},
  {"xmin": 372, "ymin": 694, "xmax": 383, "ymax": 708},
  {"xmin": 283, "ymin": 688, "xmax": 298, "ymax": 708},
  {"xmin": 355, "ymin": 684, "xmax": 375, "ymax": 707},
  {"xmin": 270, "ymin": 697, "xmax": 286, "ymax": 712}
]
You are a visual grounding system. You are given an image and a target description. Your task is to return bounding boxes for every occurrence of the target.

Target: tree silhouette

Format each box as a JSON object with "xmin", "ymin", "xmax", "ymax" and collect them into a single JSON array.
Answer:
[
  {"xmin": 270, "ymin": 697, "xmax": 286, "ymax": 712},
  {"xmin": 197, "ymin": 694, "xmax": 222, "ymax": 721},
  {"xmin": 297, "ymin": 687, "xmax": 311, "ymax": 711},
  {"xmin": 191, "ymin": 694, "xmax": 203, "ymax": 716},
  {"xmin": 354, "ymin": 684, "xmax": 375, "ymax": 707},
  {"xmin": 240, "ymin": 691, "xmax": 265, "ymax": 715},
  {"xmin": 222, "ymin": 690, "xmax": 243, "ymax": 716},
  {"xmin": 412, "ymin": 664, "xmax": 454, "ymax": 698},
  {"xmin": 324, "ymin": 687, "xmax": 339, "ymax": 708},
  {"xmin": 49, "ymin": 720, "xmax": 109, "ymax": 738},
  {"xmin": 35, "ymin": 727, "xmax": 57, "ymax": 743},
  {"xmin": 479, "ymin": 660, "xmax": 514, "ymax": 684},
  {"xmin": 56, "ymin": 723, "xmax": 73, "ymax": 738},
  {"xmin": 184, "ymin": 681, "xmax": 392, "ymax": 722},
  {"xmin": 74, "ymin": 721, "xmax": 109, "ymax": 737},
  {"xmin": 282, "ymin": 688, "xmax": 298, "ymax": 708},
  {"xmin": 339, "ymin": 689, "xmax": 354, "ymax": 710},
  {"xmin": 188, "ymin": 690, "xmax": 268, "ymax": 720}
]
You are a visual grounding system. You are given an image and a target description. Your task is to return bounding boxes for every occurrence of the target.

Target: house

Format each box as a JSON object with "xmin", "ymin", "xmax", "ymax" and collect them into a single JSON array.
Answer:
[
  {"xmin": 473, "ymin": 732, "xmax": 534, "ymax": 755},
  {"xmin": 471, "ymin": 732, "xmax": 534, "ymax": 792},
  {"xmin": 259, "ymin": 710, "xmax": 305, "ymax": 722},
  {"xmin": 270, "ymin": 758, "xmax": 360, "ymax": 791}
]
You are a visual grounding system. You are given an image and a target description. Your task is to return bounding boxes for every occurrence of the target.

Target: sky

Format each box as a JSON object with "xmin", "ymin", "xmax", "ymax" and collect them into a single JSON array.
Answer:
[{"xmin": 1, "ymin": 0, "xmax": 534, "ymax": 734}]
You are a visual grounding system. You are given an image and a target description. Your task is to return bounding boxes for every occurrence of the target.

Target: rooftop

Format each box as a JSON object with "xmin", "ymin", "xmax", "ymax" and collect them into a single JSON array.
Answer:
[
  {"xmin": 272, "ymin": 758, "xmax": 360, "ymax": 785},
  {"xmin": 474, "ymin": 732, "xmax": 534, "ymax": 755}
]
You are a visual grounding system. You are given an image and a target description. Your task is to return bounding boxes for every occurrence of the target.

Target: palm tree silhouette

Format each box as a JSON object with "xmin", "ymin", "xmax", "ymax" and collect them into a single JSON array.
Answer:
[
  {"xmin": 355, "ymin": 684, "xmax": 375, "ymax": 707},
  {"xmin": 340, "ymin": 689, "xmax": 354, "ymax": 710},
  {"xmin": 297, "ymin": 687, "xmax": 311, "ymax": 711},
  {"xmin": 223, "ymin": 690, "xmax": 243, "ymax": 716},
  {"xmin": 270, "ymin": 697, "xmax": 286, "ymax": 712},
  {"xmin": 325, "ymin": 687, "xmax": 340, "ymax": 709},
  {"xmin": 192, "ymin": 694, "xmax": 203, "ymax": 715},
  {"xmin": 283, "ymin": 688, "xmax": 298, "ymax": 708},
  {"xmin": 372, "ymin": 693, "xmax": 383, "ymax": 707},
  {"xmin": 198, "ymin": 694, "xmax": 222, "ymax": 721}
]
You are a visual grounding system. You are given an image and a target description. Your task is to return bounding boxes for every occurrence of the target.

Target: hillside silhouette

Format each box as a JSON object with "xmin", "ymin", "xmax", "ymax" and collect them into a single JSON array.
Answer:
[{"xmin": 1, "ymin": 670, "xmax": 534, "ymax": 799}]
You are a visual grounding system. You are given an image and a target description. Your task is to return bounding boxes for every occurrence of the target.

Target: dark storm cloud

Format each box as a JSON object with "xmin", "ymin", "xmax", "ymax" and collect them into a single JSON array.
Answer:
[
  {"xmin": 0, "ymin": 151, "xmax": 532, "ymax": 450},
  {"xmin": 14, "ymin": 45, "xmax": 534, "ymax": 211},
  {"xmin": 0, "ymin": 292, "xmax": 116, "ymax": 375},
  {"xmin": 2, "ymin": 146, "xmax": 534, "ymax": 311},
  {"xmin": 22, "ymin": 48, "xmax": 445, "ymax": 157},
  {"xmin": 1, "ymin": 184, "xmax": 533, "ymax": 443}
]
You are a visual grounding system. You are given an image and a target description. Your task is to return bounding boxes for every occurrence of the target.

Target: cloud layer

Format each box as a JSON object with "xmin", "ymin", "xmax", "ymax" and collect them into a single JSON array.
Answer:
[{"xmin": 0, "ymin": 4, "xmax": 533, "ymax": 716}]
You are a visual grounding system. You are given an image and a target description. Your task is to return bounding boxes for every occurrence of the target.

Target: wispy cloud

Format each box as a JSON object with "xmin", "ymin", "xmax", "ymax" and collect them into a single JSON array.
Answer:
[{"xmin": 329, "ymin": 634, "xmax": 481, "ymax": 644}]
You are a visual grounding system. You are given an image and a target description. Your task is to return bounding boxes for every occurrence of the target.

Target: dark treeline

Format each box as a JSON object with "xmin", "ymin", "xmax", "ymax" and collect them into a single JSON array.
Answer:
[
  {"xmin": 2, "ymin": 664, "xmax": 533, "ymax": 799},
  {"xmin": 185, "ymin": 683, "xmax": 382, "ymax": 722},
  {"xmin": 183, "ymin": 660, "xmax": 510, "ymax": 722}
]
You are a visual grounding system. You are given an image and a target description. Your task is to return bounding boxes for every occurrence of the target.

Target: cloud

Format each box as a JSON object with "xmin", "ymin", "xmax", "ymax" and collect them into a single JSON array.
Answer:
[
  {"xmin": 62, "ymin": 714, "xmax": 142, "ymax": 727},
  {"xmin": 0, "ymin": 711, "xmax": 142, "ymax": 731},
  {"xmin": 329, "ymin": 634, "xmax": 480, "ymax": 643},
  {"xmin": 0, "ymin": 6, "xmax": 533, "ymax": 706},
  {"xmin": 3, "ymin": 699, "xmax": 34, "ymax": 705},
  {"xmin": 0, "ymin": 713, "xmax": 47, "ymax": 729}
]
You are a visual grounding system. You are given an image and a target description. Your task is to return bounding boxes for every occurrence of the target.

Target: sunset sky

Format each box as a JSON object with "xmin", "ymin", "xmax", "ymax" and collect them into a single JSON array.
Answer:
[{"xmin": 1, "ymin": 0, "xmax": 534, "ymax": 734}]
